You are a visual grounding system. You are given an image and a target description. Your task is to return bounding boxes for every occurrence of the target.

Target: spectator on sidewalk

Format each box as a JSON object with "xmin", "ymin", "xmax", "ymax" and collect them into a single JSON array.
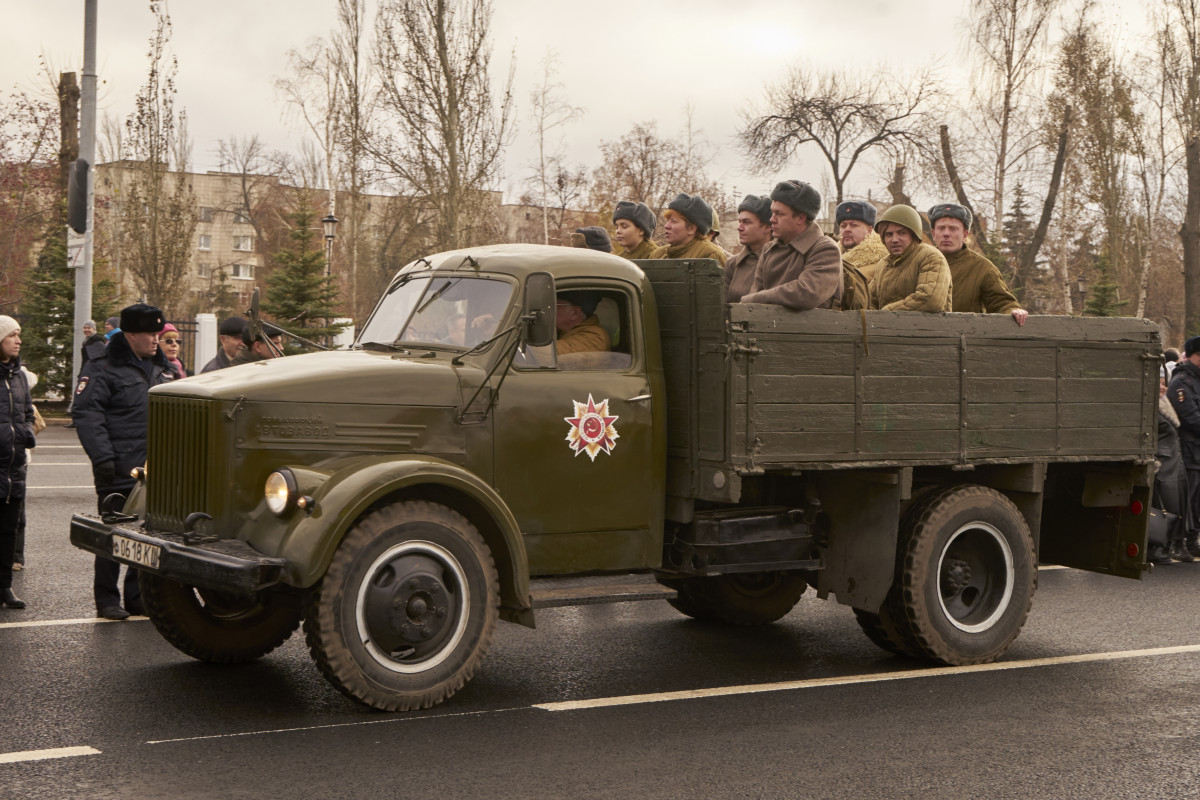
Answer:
[{"xmin": 0, "ymin": 315, "xmax": 35, "ymax": 609}]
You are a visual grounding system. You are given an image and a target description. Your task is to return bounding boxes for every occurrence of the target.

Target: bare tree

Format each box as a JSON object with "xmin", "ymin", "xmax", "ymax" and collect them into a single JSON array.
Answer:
[
  {"xmin": 526, "ymin": 50, "xmax": 583, "ymax": 244},
  {"xmin": 277, "ymin": 0, "xmax": 376, "ymax": 320},
  {"xmin": 0, "ymin": 89, "xmax": 58, "ymax": 307},
  {"xmin": 371, "ymin": 0, "xmax": 515, "ymax": 251},
  {"xmin": 737, "ymin": 65, "xmax": 942, "ymax": 204},
  {"xmin": 115, "ymin": 1, "xmax": 196, "ymax": 314},
  {"xmin": 965, "ymin": 0, "xmax": 1063, "ymax": 243},
  {"xmin": 1159, "ymin": 0, "xmax": 1200, "ymax": 334}
]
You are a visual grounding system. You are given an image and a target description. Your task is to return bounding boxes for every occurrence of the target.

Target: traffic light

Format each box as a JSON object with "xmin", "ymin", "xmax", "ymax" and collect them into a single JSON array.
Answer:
[{"xmin": 68, "ymin": 158, "xmax": 90, "ymax": 234}]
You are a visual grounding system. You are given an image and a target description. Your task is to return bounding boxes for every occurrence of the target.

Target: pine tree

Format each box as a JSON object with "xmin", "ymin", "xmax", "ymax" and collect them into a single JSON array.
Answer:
[
  {"xmin": 1083, "ymin": 251, "xmax": 1128, "ymax": 317},
  {"xmin": 1001, "ymin": 182, "xmax": 1035, "ymax": 285},
  {"xmin": 261, "ymin": 202, "xmax": 348, "ymax": 346},
  {"xmin": 20, "ymin": 225, "xmax": 74, "ymax": 398}
]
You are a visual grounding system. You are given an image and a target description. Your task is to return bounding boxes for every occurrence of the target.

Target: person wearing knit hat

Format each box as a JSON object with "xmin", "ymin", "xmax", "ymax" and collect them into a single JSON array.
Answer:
[
  {"xmin": 72, "ymin": 303, "xmax": 177, "ymax": 620},
  {"xmin": 571, "ymin": 226, "xmax": 613, "ymax": 253},
  {"xmin": 1167, "ymin": 340, "xmax": 1200, "ymax": 559},
  {"xmin": 836, "ymin": 200, "xmax": 888, "ymax": 282},
  {"xmin": 725, "ymin": 195, "xmax": 774, "ymax": 303},
  {"xmin": 158, "ymin": 323, "xmax": 188, "ymax": 379},
  {"xmin": 0, "ymin": 315, "xmax": 34, "ymax": 609},
  {"xmin": 612, "ymin": 200, "xmax": 658, "ymax": 260},
  {"xmin": 648, "ymin": 193, "xmax": 728, "ymax": 262},
  {"xmin": 739, "ymin": 181, "xmax": 843, "ymax": 310},
  {"xmin": 868, "ymin": 204, "xmax": 952, "ymax": 313},
  {"xmin": 928, "ymin": 203, "xmax": 1027, "ymax": 326}
]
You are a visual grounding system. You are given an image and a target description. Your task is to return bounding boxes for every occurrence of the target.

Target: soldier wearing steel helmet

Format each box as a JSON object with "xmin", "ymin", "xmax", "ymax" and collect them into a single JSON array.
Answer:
[{"xmin": 868, "ymin": 204, "xmax": 952, "ymax": 313}]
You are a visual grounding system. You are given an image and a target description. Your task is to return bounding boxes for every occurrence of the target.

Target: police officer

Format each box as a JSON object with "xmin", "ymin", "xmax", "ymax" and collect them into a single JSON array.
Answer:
[
  {"xmin": 72, "ymin": 303, "xmax": 177, "ymax": 619},
  {"xmin": 1167, "ymin": 335, "xmax": 1200, "ymax": 561}
]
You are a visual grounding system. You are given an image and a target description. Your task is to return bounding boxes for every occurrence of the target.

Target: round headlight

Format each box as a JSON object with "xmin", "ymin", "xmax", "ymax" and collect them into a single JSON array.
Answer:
[{"xmin": 265, "ymin": 470, "xmax": 296, "ymax": 515}]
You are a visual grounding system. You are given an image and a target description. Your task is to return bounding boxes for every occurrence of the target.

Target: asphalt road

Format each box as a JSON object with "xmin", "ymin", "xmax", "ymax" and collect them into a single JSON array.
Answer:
[{"xmin": 3, "ymin": 426, "xmax": 1200, "ymax": 799}]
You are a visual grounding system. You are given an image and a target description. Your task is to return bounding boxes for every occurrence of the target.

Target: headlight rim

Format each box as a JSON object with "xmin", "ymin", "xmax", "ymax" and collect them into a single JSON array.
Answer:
[{"xmin": 265, "ymin": 469, "xmax": 298, "ymax": 516}]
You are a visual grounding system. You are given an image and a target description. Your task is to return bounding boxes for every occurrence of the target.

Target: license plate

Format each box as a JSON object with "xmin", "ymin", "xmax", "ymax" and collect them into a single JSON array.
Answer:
[{"xmin": 112, "ymin": 535, "xmax": 161, "ymax": 570}]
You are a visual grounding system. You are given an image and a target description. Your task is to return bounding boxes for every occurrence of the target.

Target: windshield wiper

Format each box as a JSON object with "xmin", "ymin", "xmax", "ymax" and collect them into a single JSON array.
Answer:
[
  {"xmin": 360, "ymin": 341, "xmax": 408, "ymax": 352},
  {"xmin": 451, "ymin": 323, "xmax": 519, "ymax": 366}
]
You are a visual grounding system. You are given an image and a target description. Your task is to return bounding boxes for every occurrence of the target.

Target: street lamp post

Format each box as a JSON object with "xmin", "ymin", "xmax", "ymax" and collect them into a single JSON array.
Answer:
[{"xmin": 321, "ymin": 213, "xmax": 339, "ymax": 278}]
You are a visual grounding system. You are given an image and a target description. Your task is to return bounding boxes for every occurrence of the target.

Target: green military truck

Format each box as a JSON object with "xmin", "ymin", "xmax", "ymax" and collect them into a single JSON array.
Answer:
[{"xmin": 71, "ymin": 244, "xmax": 1159, "ymax": 711}]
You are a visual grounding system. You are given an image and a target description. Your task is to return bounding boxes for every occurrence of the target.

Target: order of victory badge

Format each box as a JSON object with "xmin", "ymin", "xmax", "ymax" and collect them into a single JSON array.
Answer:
[{"xmin": 564, "ymin": 394, "xmax": 619, "ymax": 461}]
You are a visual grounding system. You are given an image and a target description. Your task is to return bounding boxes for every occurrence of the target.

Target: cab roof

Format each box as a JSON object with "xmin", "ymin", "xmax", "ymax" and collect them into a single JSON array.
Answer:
[{"xmin": 397, "ymin": 243, "xmax": 650, "ymax": 288}]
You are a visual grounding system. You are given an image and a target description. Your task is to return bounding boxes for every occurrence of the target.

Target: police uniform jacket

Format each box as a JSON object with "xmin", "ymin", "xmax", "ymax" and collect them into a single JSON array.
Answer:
[
  {"xmin": 1, "ymin": 357, "xmax": 36, "ymax": 501},
  {"xmin": 72, "ymin": 332, "xmax": 176, "ymax": 481},
  {"xmin": 1168, "ymin": 359, "xmax": 1200, "ymax": 466}
]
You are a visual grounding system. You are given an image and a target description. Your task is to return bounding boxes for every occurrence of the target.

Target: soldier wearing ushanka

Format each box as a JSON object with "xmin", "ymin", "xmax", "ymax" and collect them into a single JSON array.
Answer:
[
  {"xmin": 648, "ymin": 193, "xmax": 728, "ymax": 262},
  {"xmin": 741, "ymin": 180, "xmax": 842, "ymax": 310},
  {"xmin": 836, "ymin": 200, "xmax": 888, "ymax": 283},
  {"xmin": 724, "ymin": 194, "xmax": 773, "ymax": 303},
  {"xmin": 612, "ymin": 201, "xmax": 658, "ymax": 260},
  {"xmin": 929, "ymin": 203, "xmax": 1027, "ymax": 326}
]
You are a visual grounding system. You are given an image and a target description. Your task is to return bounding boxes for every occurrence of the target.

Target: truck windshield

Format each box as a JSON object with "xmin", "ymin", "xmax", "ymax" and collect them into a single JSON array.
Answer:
[{"xmin": 359, "ymin": 274, "xmax": 514, "ymax": 348}]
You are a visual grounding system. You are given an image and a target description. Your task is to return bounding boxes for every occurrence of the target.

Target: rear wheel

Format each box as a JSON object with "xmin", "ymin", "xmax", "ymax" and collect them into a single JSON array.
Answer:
[
  {"xmin": 892, "ymin": 485, "xmax": 1036, "ymax": 665},
  {"xmin": 853, "ymin": 594, "xmax": 922, "ymax": 658},
  {"xmin": 662, "ymin": 571, "xmax": 807, "ymax": 626},
  {"xmin": 304, "ymin": 501, "xmax": 499, "ymax": 712},
  {"xmin": 139, "ymin": 572, "xmax": 302, "ymax": 664}
]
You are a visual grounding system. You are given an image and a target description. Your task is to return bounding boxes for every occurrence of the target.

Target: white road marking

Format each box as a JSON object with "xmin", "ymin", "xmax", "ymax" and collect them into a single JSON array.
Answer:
[
  {"xmin": 0, "ymin": 616, "xmax": 147, "ymax": 630},
  {"xmin": 27, "ymin": 463, "xmax": 91, "ymax": 466},
  {"xmin": 0, "ymin": 746, "xmax": 101, "ymax": 764},
  {"xmin": 534, "ymin": 643, "xmax": 1200, "ymax": 711},
  {"xmin": 28, "ymin": 445, "xmax": 85, "ymax": 449},
  {"xmin": 145, "ymin": 707, "xmax": 526, "ymax": 745}
]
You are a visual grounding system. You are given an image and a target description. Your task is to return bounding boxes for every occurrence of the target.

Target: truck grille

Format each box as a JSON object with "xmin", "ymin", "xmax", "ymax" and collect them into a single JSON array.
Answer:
[{"xmin": 146, "ymin": 395, "xmax": 211, "ymax": 531}]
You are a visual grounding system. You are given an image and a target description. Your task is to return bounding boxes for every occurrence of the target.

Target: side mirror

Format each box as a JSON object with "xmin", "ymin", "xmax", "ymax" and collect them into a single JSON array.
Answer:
[{"xmin": 524, "ymin": 272, "xmax": 555, "ymax": 348}]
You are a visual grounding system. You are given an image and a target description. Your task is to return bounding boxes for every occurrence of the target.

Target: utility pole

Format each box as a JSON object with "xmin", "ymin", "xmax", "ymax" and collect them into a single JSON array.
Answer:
[{"xmin": 72, "ymin": 0, "xmax": 98, "ymax": 388}]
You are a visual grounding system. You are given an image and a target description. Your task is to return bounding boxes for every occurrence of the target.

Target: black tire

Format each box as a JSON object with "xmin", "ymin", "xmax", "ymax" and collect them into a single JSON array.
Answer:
[
  {"xmin": 139, "ymin": 572, "xmax": 302, "ymax": 664},
  {"xmin": 852, "ymin": 594, "xmax": 922, "ymax": 658},
  {"xmin": 662, "ymin": 571, "xmax": 807, "ymax": 626},
  {"xmin": 893, "ymin": 485, "xmax": 1037, "ymax": 665},
  {"xmin": 303, "ymin": 501, "xmax": 499, "ymax": 712}
]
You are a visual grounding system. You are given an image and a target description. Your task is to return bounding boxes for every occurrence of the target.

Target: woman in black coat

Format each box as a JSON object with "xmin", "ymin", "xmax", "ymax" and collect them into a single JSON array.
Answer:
[{"xmin": 0, "ymin": 315, "xmax": 35, "ymax": 608}]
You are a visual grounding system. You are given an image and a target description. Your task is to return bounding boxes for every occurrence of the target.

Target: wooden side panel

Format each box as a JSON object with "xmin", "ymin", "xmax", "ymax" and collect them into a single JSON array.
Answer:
[{"xmin": 719, "ymin": 308, "xmax": 1158, "ymax": 469}]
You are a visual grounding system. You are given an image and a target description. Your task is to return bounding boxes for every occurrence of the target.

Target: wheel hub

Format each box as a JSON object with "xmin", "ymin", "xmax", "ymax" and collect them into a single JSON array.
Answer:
[
  {"xmin": 362, "ymin": 553, "xmax": 459, "ymax": 662},
  {"xmin": 941, "ymin": 558, "xmax": 972, "ymax": 596}
]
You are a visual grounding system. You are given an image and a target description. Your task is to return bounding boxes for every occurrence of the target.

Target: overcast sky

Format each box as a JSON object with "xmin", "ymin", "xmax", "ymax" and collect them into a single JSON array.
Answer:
[{"xmin": 3, "ymin": 0, "xmax": 1147, "ymax": 210}]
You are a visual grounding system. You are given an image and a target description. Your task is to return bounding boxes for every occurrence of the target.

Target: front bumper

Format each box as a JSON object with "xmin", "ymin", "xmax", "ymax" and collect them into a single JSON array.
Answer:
[{"xmin": 70, "ymin": 514, "xmax": 288, "ymax": 597}]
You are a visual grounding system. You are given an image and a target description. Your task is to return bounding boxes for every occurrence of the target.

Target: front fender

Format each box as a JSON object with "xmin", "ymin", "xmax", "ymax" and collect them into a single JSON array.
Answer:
[{"xmin": 270, "ymin": 455, "xmax": 531, "ymax": 621}]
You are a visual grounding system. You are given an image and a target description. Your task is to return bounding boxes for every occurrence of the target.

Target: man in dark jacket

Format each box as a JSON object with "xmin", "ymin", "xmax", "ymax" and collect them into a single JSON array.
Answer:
[
  {"xmin": 72, "ymin": 304, "xmax": 177, "ymax": 619},
  {"xmin": 1167, "ymin": 335, "xmax": 1200, "ymax": 559},
  {"xmin": 200, "ymin": 316, "xmax": 247, "ymax": 373},
  {"xmin": 0, "ymin": 315, "xmax": 35, "ymax": 609}
]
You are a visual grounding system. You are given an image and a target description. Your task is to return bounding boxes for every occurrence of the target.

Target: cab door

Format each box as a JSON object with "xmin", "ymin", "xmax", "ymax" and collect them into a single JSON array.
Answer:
[{"xmin": 493, "ymin": 283, "xmax": 661, "ymax": 575}]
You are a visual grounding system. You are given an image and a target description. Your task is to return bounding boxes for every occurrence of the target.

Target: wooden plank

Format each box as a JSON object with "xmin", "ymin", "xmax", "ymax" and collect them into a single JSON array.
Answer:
[
  {"xmin": 1059, "ymin": 378, "xmax": 1146, "ymax": 404},
  {"xmin": 964, "ymin": 429, "xmax": 1057, "ymax": 455},
  {"xmin": 966, "ymin": 345, "xmax": 1058, "ymax": 378},
  {"xmin": 737, "ymin": 403, "xmax": 856, "ymax": 434},
  {"xmin": 1059, "ymin": 348, "xmax": 1145, "ymax": 379},
  {"xmin": 860, "ymin": 430, "xmax": 959, "ymax": 455},
  {"xmin": 748, "ymin": 430, "xmax": 856, "ymax": 458},
  {"xmin": 863, "ymin": 376, "xmax": 959, "ymax": 404},
  {"xmin": 751, "ymin": 339, "xmax": 856, "ymax": 375},
  {"xmin": 1058, "ymin": 427, "xmax": 1145, "ymax": 453},
  {"xmin": 1059, "ymin": 403, "xmax": 1145, "ymax": 429},
  {"xmin": 747, "ymin": 374, "xmax": 855, "ymax": 403},
  {"xmin": 966, "ymin": 377, "xmax": 1057, "ymax": 403},
  {"xmin": 967, "ymin": 403, "xmax": 1057, "ymax": 429},
  {"xmin": 861, "ymin": 403, "xmax": 959, "ymax": 431},
  {"xmin": 860, "ymin": 343, "xmax": 960, "ymax": 377}
]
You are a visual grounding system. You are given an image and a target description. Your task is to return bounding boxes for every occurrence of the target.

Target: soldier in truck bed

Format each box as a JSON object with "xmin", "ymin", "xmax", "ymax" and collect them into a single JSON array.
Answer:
[
  {"xmin": 739, "ymin": 179, "xmax": 842, "ymax": 310},
  {"xmin": 869, "ymin": 204, "xmax": 952, "ymax": 313},
  {"xmin": 929, "ymin": 203, "xmax": 1027, "ymax": 326}
]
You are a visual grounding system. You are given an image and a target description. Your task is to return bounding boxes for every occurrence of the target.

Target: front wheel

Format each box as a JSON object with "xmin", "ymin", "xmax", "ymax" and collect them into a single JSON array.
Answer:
[
  {"xmin": 139, "ymin": 572, "xmax": 302, "ymax": 663},
  {"xmin": 893, "ymin": 485, "xmax": 1037, "ymax": 665},
  {"xmin": 304, "ymin": 501, "xmax": 499, "ymax": 712}
]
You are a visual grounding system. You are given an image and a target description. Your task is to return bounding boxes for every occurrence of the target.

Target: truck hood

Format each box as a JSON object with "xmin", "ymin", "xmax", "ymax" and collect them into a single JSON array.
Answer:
[{"xmin": 152, "ymin": 349, "xmax": 469, "ymax": 406}]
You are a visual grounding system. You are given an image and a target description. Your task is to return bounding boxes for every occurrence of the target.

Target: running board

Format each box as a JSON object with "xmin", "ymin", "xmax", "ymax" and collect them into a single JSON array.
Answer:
[{"xmin": 529, "ymin": 579, "xmax": 676, "ymax": 609}]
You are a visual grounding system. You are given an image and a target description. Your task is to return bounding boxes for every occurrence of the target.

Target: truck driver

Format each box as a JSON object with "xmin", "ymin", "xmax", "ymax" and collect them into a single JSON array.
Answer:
[{"xmin": 556, "ymin": 291, "xmax": 610, "ymax": 355}]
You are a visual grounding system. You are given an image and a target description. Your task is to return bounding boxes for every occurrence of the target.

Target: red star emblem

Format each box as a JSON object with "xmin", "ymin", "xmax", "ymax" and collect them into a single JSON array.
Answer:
[{"xmin": 565, "ymin": 394, "xmax": 619, "ymax": 461}]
